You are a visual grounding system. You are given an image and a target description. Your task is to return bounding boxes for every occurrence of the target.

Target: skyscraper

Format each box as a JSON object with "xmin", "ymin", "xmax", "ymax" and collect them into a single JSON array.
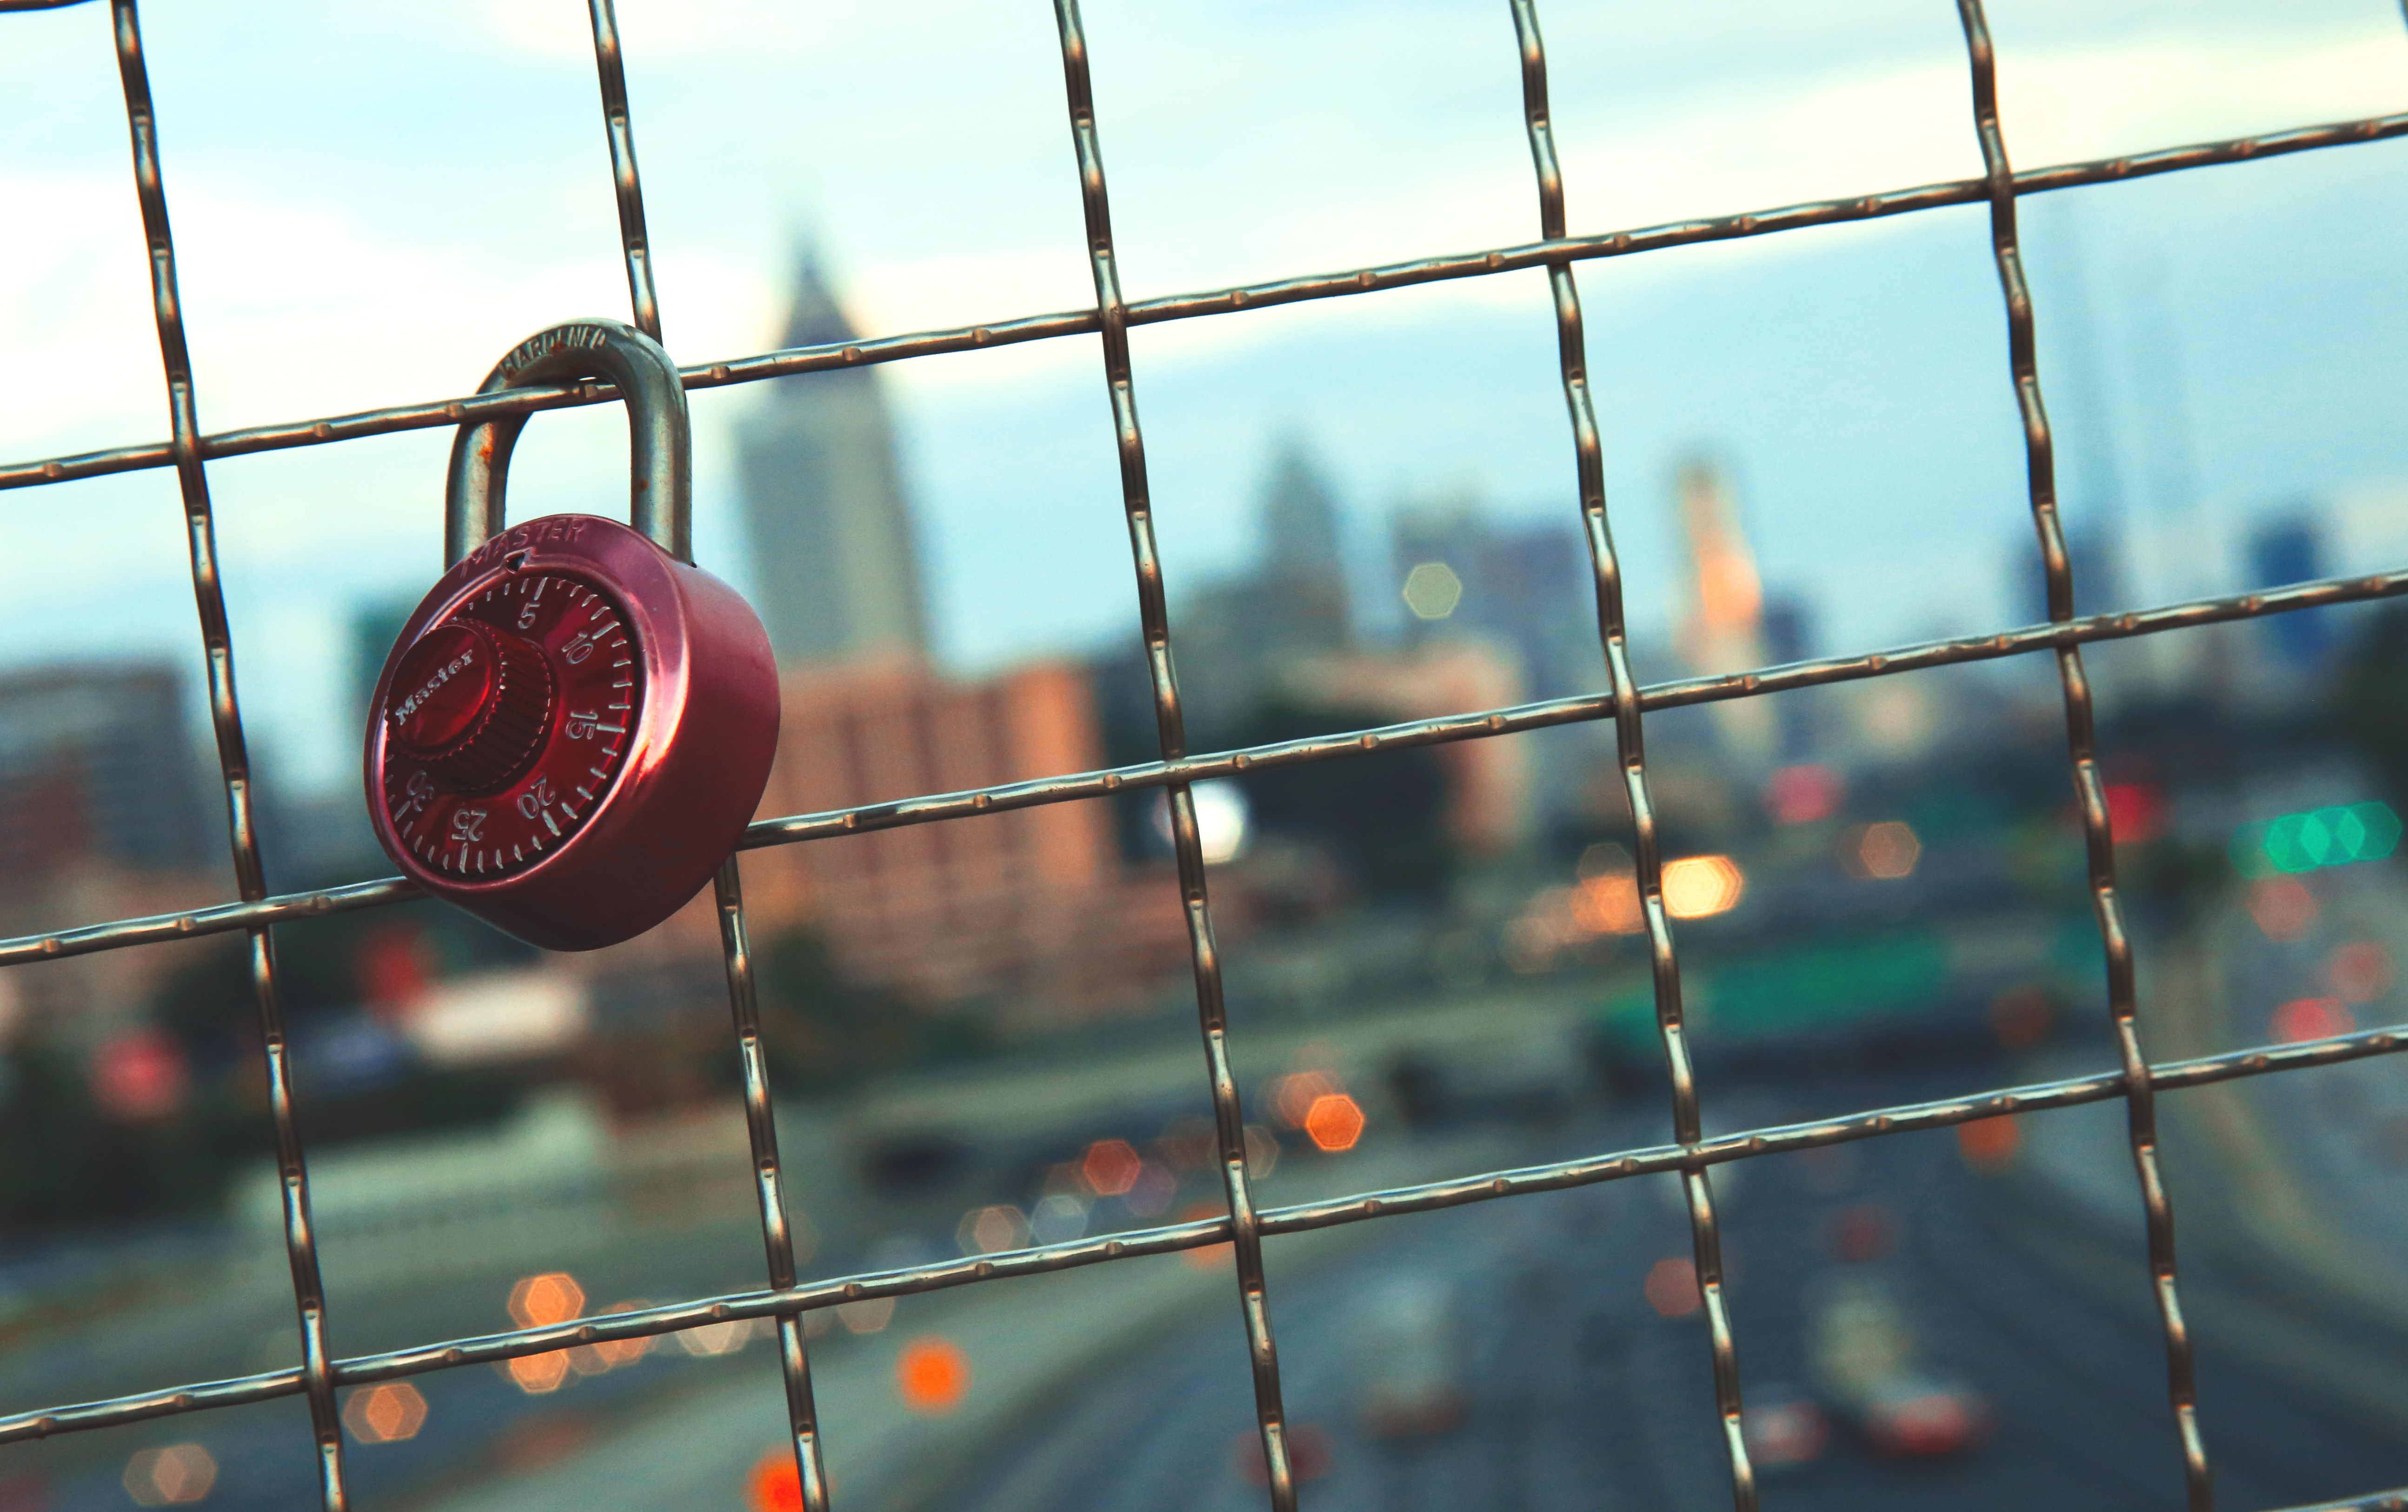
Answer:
[
  {"xmin": 1256, "ymin": 443, "xmax": 1351, "ymax": 661},
  {"xmin": 1674, "ymin": 459, "xmax": 1777, "ymax": 767},
  {"xmin": 738, "ymin": 257, "xmax": 930, "ymax": 666}
]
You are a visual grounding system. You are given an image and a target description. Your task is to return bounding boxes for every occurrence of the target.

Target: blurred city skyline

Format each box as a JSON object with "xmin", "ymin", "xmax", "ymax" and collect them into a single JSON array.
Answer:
[{"xmin": 2, "ymin": 0, "xmax": 2406, "ymax": 804}]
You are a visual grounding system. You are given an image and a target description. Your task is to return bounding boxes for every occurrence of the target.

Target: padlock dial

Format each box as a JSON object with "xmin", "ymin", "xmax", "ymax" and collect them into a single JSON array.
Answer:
[
  {"xmin": 366, "ymin": 511, "xmax": 776, "ymax": 952},
  {"xmin": 375, "ymin": 572, "xmax": 644, "ymax": 881}
]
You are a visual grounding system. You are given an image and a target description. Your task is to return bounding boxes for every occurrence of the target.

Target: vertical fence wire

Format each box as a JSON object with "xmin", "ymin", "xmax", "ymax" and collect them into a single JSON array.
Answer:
[
  {"xmin": 1952, "ymin": 4, "xmax": 2213, "ymax": 1507},
  {"xmin": 579, "ymin": 3, "xmax": 831, "ymax": 1505},
  {"xmin": 586, "ymin": 0, "xmax": 662, "ymax": 346},
  {"xmin": 107, "ymin": 1, "xmax": 350, "ymax": 1506},
  {"xmin": 1506, "ymin": 2, "xmax": 1758, "ymax": 1507},
  {"xmin": 1051, "ymin": 4, "xmax": 1298, "ymax": 1507}
]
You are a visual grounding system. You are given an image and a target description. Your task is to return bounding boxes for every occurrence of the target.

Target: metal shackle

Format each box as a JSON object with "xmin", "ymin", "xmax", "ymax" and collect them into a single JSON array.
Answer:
[{"xmin": 444, "ymin": 318, "xmax": 693, "ymax": 567}]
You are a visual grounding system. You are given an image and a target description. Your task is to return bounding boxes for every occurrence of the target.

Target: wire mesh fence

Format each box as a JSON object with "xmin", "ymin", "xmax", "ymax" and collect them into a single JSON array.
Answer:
[{"xmin": 1, "ymin": 2, "xmax": 2405, "ymax": 1510}]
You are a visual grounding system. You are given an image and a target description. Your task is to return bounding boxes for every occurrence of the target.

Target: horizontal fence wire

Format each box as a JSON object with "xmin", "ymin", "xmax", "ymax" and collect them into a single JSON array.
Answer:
[
  {"xmin": 2, "ymin": 567, "xmax": 2400, "ymax": 971},
  {"xmin": 4, "ymin": 1018, "xmax": 2405, "ymax": 1448},
  {"xmin": 7, "ymin": 2, "xmax": 2408, "ymax": 1510},
  {"xmin": 3, "ymin": 110, "xmax": 2403, "ymax": 493}
]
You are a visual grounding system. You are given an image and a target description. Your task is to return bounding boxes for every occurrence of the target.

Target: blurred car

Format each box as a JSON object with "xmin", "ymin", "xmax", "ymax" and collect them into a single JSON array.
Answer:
[
  {"xmin": 1853, "ymin": 1371, "xmax": 1992, "ymax": 1457},
  {"xmin": 1354, "ymin": 1275, "xmax": 1469, "ymax": 1439},
  {"xmin": 1805, "ymin": 1270, "xmax": 1989, "ymax": 1458}
]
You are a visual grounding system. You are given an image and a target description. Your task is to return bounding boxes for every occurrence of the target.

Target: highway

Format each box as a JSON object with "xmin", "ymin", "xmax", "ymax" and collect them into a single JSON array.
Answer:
[
  {"xmin": 914, "ymin": 1079, "xmax": 2408, "ymax": 1512},
  {"xmin": 10, "ymin": 1057, "xmax": 2408, "ymax": 1512}
]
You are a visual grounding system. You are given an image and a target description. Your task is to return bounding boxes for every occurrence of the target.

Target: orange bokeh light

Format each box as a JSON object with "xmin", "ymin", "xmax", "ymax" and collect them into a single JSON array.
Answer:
[
  {"xmin": 1302, "ymin": 1093, "xmax": 1364, "ymax": 1152},
  {"xmin": 507, "ymin": 1352, "xmax": 571, "ymax": 1394},
  {"xmin": 341, "ymin": 1382, "xmax": 428, "ymax": 1444},
  {"xmin": 897, "ymin": 1336, "xmax": 972, "ymax": 1413},
  {"xmin": 507, "ymin": 1272, "xmax": 585, "ymax": 1329},
  {"xmin": 1081, "ymin": 1139, "xmax": 1142, "ymax": 1197},
  {"xmin": 1957, "ymin": 1115, "xmax": 2020, "ymax": 1169},
  {"xmin": 747, "ymin": 1451, "xmax": 804, "ymax": 1512},
  {"xmin": 1180, "ymin": 1200, "xmax": 1231, "ymax": 1269},
  {"xmin": 585, "ymin": 1300, "xmax": 653, "ymax": 1369},
  {"xmin": 2271, "ymin": 996, "xmax": 2354, "ymax": 1044},
  {"xmin": 1574, "ymin": 874, "xmax": 1645, "ymax": 935},
  {"xmin": 1644, "ymin": 1257, "xmax": 1702, "ymax": 1318},
  {"xmin": 123, "ymin": 1445, "xmax": 216, "ymax": 1507},
  {"xmin": 1663, "ymin": 855, "xmax": 1744, "ymax": 919}
]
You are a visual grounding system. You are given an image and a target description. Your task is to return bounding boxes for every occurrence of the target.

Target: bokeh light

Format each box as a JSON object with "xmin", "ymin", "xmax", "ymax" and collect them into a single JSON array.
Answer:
[
  {"xmin": 1030, "ymin": 1192, "xmax": 1089, "ymax": 1243},
  {"xmin": 584, "ymin": 1300, "xmax": 654, "ymax": 1369},
  {"xmin": 2248, "ymin": 878, "xmax": 2319, "ymax": 941},
  {"xmin": 1766, "ymin": 763, "xmax": 1842, "ymax": 825},
  {"xmin": 746, "ymin": 1450, "xmax": 804, "ymax": 1512},
  {"xmin": 2328, "ymin": 941, "xmax": 2394, "ymax": 1003},
  {"xmin": 2105, "ymin": 783, "xmax": 2167, "ymax": 844},
  {"xmin": 1274, "ymin": 1069, "xmax": 1338, "ymax": 1128},
  {"xmin": 1400, "ymin": 561, "xmax": 1463, "ymax": 620},
  {"xmin": 1644, "ymin": 1256, "xmax": 1702, "ymax": 1319},
  {"xmin": 1575, "ymin": 874, "xmax": 1645, "ymax": 935},
  {"xmin": 1957, "ymin": 1115, "xmax": 2021, "ymax": 1169},
  {"xmin": 1244, "ymin": 1123, "xmax": 1282, "ymax": 1178},
  {"xmin": 123, "ymin": 1445, "xmax": 216, "ymax": 1507},
  {"xmin": 1123, "ymin": 1161, "xmax": 1177, "ymax": 1217},
  {"xmin": 1855, "ymin": 821, "xmax": 1922, "ymax": 880},
  {"xmin": 676, "ymin": 1319, "xmax": 755, "ymax": 1357},
  {"xmin": 957, "ymin": 1204, "xmax": 1031, "ymax": 1255},
  {"xmin": 1303, "ymin": 1093, "xmax": 1364, "ymax": 1152},
  {"xmin": 506, "ymin": 1351, "xmax": 571, "ymax": 1393},
  {"xmin": 341, "ymin": 1381, "xmax": 428, "ymax": 1444},
  {"xmin": 838, "ymin": 1298, "xmax": 896, "ymax": 1335},
  {"xmin": 1081, "ymin": 1139, "xmax": 1142, "ymax": 1197},
  {"xmin": 2271, "ymin": 996, "xmax": 2354, "ymax": 1043},
  {"xmin": 2234, "ymin": 802, "xmax": 2403, "ymax": 876},
  {"xmin": 897, "ymin": 1336, "xmax": 971, "ymax": 1413},
  {"xmin": 507, "ymin": 1272, "xmax": 585, "ymax": 1329},
  {"xmin": 1663, "ymin": 855, "xmax": 1745, "ymax": 919}
]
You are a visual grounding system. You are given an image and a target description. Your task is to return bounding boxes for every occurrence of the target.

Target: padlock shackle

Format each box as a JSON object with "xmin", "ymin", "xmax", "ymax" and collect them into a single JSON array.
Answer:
[{"xmin": 444, "ymin": 319, "xmax": 692, "ymax": 568}]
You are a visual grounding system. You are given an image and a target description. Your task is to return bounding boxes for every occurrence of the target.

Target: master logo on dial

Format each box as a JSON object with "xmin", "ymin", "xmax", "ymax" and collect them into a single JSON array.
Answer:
[{"xmin": 378, "ymin": 573, "xmax": 644, "ymax": 880}]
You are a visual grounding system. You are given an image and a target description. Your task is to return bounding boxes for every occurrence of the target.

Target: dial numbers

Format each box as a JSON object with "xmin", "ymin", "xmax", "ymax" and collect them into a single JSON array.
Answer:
[{"xmin": 378, "ymin": 572, "xmax": 643, "ymax": 880}]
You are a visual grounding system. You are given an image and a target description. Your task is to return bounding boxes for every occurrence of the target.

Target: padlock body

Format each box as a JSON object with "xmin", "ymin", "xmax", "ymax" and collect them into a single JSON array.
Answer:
[{"xmin": 366, "ymin": 513, "xmax": 777, "ymax": 950}]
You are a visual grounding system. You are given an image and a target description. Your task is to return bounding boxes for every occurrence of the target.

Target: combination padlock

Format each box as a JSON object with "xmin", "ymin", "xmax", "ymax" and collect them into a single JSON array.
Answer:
[{"xmin": 363, "ymin": 320, "xmax": 779, "ymax": 950}]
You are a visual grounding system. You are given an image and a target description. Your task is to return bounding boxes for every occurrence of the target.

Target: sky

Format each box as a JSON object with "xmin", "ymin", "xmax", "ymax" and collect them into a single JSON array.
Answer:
[{"xmin": 2, "ymin": 0, "xmax": 2406, "ymax": 797}]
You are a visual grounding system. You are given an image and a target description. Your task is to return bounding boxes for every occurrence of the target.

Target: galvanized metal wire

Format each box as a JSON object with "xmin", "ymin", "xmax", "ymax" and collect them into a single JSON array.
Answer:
[
  {"xmin": 1052, "ymin": 3, "xmax": 1299, "ymax": 1501},
  {"xmin": 103, "ymin": 1, "xmax": 350, "ymax": 1505},
  {"xmin": 1508, "ymin": 2, "xmax": 1756, "ymax": 1503},
  {"xmin": 1954, "ymin": 2, "xmax": 2211, "ymax": 1502},
  {"xmin": 5, "ymin": 2, "xmax": 2408, "ymax": 1510}
]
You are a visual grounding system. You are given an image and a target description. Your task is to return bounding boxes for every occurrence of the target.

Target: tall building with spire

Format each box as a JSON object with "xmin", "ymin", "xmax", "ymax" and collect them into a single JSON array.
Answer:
[
  {"xmin": 738, "ymin": 258, "xmax": 930, "ymax": 666},
  {"xmin": 1257, "ymin": 443, "xmax": 1351, "ymax": 660}
]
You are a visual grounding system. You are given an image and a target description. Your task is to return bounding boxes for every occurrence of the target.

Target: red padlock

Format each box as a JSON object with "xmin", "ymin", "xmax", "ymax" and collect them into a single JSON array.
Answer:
[{"xmin": 363, "ymin": 320, "xmax": 778, "ymax": 950}]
